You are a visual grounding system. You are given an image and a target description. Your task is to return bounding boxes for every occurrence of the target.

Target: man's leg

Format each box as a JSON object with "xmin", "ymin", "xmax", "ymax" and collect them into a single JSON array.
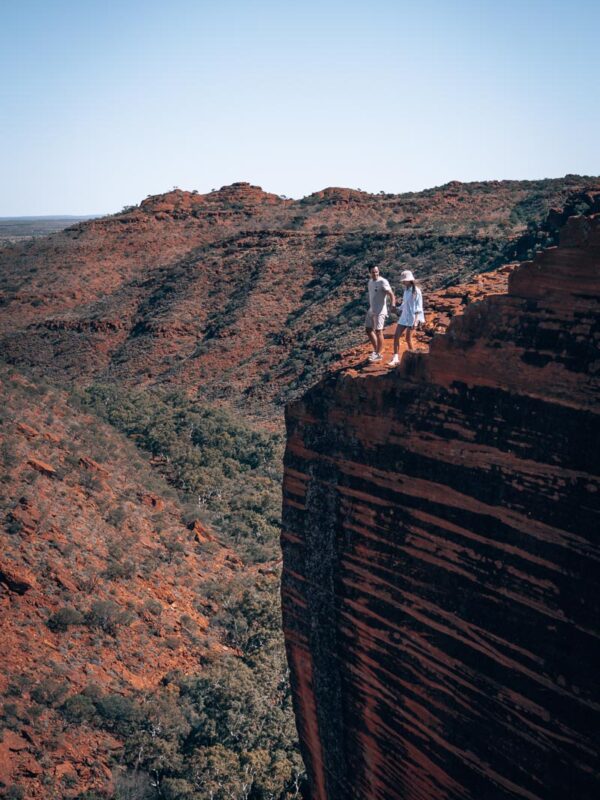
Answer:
[
  {"xmin": 375, "ymin": 329, "xmax": 385, "ymax": 354},
  {"xmin": 366, "ymin": 327, "xmax": 377, "ymax": 351}
]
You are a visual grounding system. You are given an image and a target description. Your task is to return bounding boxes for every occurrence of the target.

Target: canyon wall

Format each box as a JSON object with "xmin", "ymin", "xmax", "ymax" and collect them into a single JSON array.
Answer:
[{"xmin": 281, "ymin": 208, "xmax": 600, "ymax": 799}]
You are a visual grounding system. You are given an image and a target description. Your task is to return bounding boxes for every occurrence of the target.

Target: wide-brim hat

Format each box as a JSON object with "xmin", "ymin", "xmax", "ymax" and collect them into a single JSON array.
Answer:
[{"xmin": 400, "ymin": 270, "xmax": 415, "ymax": 282}]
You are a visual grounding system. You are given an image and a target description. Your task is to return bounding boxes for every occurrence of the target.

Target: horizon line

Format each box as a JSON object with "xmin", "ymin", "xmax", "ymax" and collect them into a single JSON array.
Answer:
[{"xmin": 2, "ymin": 173, "xmax": 598, "ymax": 218}]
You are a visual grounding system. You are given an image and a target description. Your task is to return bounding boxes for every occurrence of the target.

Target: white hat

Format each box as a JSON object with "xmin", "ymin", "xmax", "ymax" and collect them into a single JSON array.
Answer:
[{"xmin": 400, "ymin": 270, "xmax": 415, "ymax": 282}]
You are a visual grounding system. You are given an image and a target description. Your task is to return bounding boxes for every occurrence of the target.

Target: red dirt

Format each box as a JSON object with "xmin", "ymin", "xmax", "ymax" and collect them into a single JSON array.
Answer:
[{"xmin": 0, "ymin": 366, "xmax": 248, "ymax": 798}]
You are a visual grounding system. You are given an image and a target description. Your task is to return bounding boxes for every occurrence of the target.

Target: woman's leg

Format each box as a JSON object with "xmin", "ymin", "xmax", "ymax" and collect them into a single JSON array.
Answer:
[
  {"xmin": 406, "ymin": 326, "xmax": 414, "ymax": 351},
  {"xmin": 388, "ymin": 326, "xmax": 405, "ymax": 365},
  {"xmin": 393, "ymin": 325, "xmax": 402, "ymax": 355}
]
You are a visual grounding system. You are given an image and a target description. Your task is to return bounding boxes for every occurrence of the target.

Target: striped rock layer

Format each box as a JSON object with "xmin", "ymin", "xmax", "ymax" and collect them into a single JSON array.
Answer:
[{"xmin": 281, "ymin": 212, "xmax": 600, "ymax": 800}]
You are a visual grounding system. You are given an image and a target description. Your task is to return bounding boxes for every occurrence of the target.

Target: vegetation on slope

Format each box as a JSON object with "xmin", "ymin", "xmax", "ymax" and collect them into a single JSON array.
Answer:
[
  {"xmin": 0, "ymin": 366, "xmax": 303, "ymax": 800},
  {"xmin": 77, "ymin": 384, "xmax": 284, "ymax": 564}
]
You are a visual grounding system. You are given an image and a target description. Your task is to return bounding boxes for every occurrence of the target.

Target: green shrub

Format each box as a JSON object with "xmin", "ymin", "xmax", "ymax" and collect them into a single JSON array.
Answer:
[
  {"xmin": 6, "ymin": 675, "xmax": 33, "ymax": 696},
  {"xmin": 2, "ymin": 702, "xmax": 21, "ymax": 728},
  {"xmin": 103, "ymin": 557, "xmax": 136, "ymax": 581},
  {"xmin": 85, "ymin": 600, "xmax": 135, "ymax": 635},
  {"xmin": 31, "ymin": 678, "xmax": 68, "ymax": 707},
  {"xmin": 106, "ymin": 504, "xmax": 127, "ymax": 527},
  {"xmin": 61, "ymin": 693, "xmax": 96, "ymax": 723},
  {"xmin": 95, "ymin": 694, "xmax": 140, "ymax": 736},
  {"xmin": 212, "ymin": 581, "xmax": 281, "ymax": 658},
  {"xmin": 142, "ymin": 598, "xmax": 162, "ymax": 617},
  {"xmin": 174, "ymin": 655, "xmax": 303, "ymax": 797},
  {"xmin": 159, "ymin": 533, "xmax": 185, "ymax": 563},
  {"xmin": 112, "ymin": 772, "xmax": 154, "ymax": 800},
  {"xmin": 47, "ymin": 606, "xmax": 85, "ymax": 632}
]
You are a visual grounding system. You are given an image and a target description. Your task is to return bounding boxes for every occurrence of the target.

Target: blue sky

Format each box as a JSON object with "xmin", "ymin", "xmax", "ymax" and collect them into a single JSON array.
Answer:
[{"xmin": 1, "ymin": 0, "xmax": 599, "ymax": 214}]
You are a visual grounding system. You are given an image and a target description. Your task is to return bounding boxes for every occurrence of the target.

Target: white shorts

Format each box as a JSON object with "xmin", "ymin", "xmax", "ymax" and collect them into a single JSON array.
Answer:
[{"xmin": 365, "ymin": 311, "xmax": 387, "ymax": 331}]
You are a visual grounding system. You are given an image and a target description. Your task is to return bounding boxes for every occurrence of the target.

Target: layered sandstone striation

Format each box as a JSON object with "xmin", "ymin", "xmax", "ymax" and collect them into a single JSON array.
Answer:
[{"xmin": 281, "ymin": 208, "xmax": 600, "ymax": 799}]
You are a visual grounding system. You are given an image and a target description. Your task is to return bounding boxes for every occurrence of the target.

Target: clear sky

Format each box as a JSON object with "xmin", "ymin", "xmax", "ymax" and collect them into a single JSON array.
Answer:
[{"xmin": 1, "ymin": 0, "xmax": 599, "ymax": 215}]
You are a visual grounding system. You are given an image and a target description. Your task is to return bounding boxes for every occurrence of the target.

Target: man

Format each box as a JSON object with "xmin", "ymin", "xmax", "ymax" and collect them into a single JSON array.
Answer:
[{"xmin": 365, "ymin": 265, "xmax": 395, "ymax": 362}]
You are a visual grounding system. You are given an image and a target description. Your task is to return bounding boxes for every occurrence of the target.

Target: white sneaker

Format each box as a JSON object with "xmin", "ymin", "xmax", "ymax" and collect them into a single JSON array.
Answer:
[
  {"xmin": 388, "ymin": 354, "xmax": 400, "ymax": 366},
  {"xmin": 368, "ymin": 351, "xmax": 378, "ymax": 361},
  {"xmin": 371, "ymin": 353, "xmax": 383, "ymax": 362}
]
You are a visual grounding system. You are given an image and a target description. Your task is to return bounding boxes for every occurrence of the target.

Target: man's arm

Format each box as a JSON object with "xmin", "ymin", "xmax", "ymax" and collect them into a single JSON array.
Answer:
[{"xmin": 382, "ymin": 278, "xmax": 395, "ymax": 307}]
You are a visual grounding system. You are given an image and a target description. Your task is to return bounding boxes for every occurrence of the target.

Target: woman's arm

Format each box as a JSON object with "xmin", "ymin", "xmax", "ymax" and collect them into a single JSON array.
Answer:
[{"xmin": 414, "ymin": 288, "xmax": 424, "ymax": 314}]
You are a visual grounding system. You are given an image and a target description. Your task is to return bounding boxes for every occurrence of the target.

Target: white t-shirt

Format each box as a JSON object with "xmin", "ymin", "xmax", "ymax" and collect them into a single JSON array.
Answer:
[{"xmin": 368, "ymin": 277, "xmax": 392, "ymax": 316}]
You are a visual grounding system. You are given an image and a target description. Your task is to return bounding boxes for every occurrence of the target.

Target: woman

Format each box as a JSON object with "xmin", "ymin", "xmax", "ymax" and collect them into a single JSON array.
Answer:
[{"xmin": 388, "ymin": 270, "xmax": 425, "ymax": 366}]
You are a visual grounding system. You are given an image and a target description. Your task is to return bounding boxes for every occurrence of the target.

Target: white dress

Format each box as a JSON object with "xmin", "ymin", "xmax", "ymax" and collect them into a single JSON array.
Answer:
[{"xmin": 399, "ymin": 287, "xmax": 425, "ymax": 327}]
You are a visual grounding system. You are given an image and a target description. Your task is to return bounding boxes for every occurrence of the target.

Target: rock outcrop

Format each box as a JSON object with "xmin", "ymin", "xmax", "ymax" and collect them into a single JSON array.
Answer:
[
  {"xmin": 2, "ymin": 178, "xmax": 598, "ymax": 416},
  {"xmin": 281, "ymin": 208, "xmax": 600, "ymax": 798}
]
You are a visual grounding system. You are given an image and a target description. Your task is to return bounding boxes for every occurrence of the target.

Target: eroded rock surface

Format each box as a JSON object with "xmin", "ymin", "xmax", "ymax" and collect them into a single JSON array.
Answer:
[
  {"xmin": 2, "ymin": 178, "xmax": 598, "ymax": 417},
  {"xmin": 281, "ymin": 210, "xmax": 600, "ymax": 799}
]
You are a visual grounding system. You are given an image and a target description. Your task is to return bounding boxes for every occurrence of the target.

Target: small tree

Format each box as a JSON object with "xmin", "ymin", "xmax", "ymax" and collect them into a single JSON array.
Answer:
[
  {"xmin": 85, "ymin": 600, "xmax": 134, "ymax": 635},
  {"xmin": 47, "ymin": 606, "xmax": 84, "ymax": 632}
]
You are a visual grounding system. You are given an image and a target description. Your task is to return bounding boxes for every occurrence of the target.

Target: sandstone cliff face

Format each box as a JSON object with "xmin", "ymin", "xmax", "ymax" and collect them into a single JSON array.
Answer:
[{"xmin": 281, "ymin": 210, "xmax": 600, "ymax": 799}]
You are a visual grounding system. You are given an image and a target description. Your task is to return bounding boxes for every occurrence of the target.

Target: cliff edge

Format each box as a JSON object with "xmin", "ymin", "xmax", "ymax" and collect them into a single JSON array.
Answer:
[{"xmin": 281, "ymin": 202, "xmax": 600, "ymax": 799}]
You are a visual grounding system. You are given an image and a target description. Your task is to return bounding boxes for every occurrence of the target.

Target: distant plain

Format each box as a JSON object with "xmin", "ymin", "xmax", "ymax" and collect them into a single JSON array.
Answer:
[{"xmin": 0, "ymin": 216, "xmax": 101, "ymax": 243}]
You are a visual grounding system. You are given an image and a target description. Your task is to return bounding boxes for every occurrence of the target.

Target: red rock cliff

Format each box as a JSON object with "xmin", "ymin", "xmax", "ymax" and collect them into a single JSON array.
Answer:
[{"xmin": 281, "ymin": 209, "xmax": 600, "ymax": 799}]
